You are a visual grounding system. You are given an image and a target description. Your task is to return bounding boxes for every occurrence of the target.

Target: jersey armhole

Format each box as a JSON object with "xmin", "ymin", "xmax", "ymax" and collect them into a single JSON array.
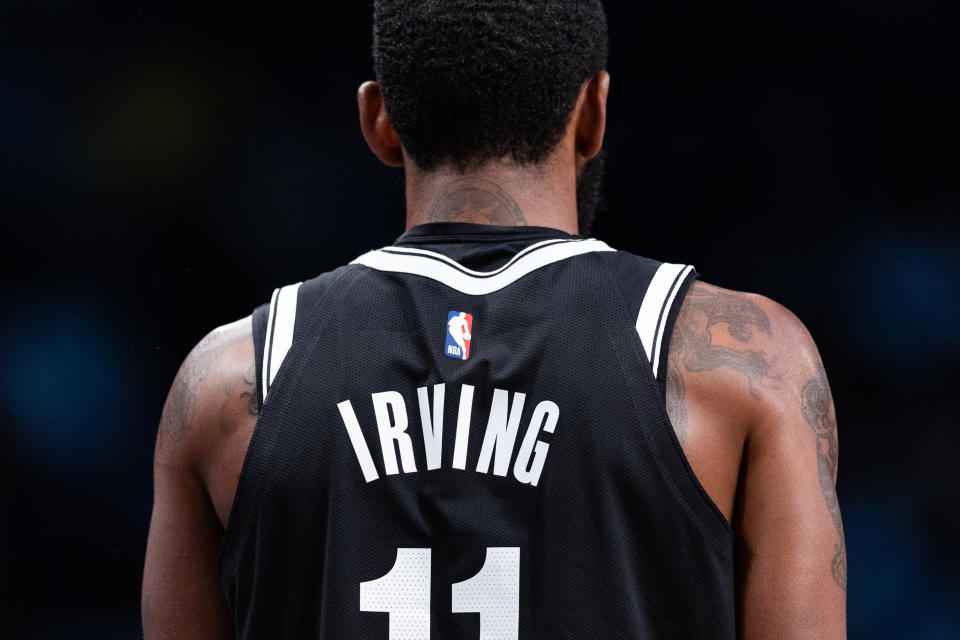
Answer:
[
  {"xmin": 220, "ymin": 282, "xmax": 303, "ymax": 595},
  {"xmin": 219, "ymin": 270, "xmax": 350, "ymax": 592},
  {"xmin": 599, "ymin": 254, "xmax": 732, "ymax": 540},
  {"xmin": 645, "ymin": 270, "xmax": 734, "ymax": 539}
]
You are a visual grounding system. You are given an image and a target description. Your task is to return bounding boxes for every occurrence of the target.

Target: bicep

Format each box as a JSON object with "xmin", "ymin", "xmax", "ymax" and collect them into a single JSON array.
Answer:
[{"xmin": 735, "ymin": 342, "xmax": 846, "ymax": 638}]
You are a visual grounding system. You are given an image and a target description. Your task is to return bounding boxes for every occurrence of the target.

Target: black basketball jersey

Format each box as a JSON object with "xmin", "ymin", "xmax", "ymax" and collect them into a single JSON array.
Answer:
[{"xmin": 219, "ymin": 222, "xmax": 735, "ymax": 639}]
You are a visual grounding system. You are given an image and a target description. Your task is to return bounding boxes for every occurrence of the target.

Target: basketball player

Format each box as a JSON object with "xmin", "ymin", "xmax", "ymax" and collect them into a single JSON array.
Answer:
[{"xmin": 142, "ymin": 2, "xmax": 846, "ymax": 638}]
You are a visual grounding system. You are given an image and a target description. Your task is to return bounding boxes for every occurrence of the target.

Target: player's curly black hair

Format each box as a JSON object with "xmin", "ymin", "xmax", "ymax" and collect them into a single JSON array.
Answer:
[{"xmin": 373, "ymin": 0, "xmax": 608, "ymax": 171}]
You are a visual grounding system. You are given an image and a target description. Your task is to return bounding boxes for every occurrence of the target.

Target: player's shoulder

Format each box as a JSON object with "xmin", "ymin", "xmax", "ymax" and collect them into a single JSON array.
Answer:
[
  {"xmin": 155, "ymin": 315, "xmax": 256, "ymax": 467},
  {"xmin": 178, "ymin": 316, "xmax": 255, "ymax": 402},
  {"xmin": 681, "ymin": 280, "xmax": 816, "ymax": 347},
  {"xmin": 673, "ymin": 280, "xmax": 823, "ymax": 413}
]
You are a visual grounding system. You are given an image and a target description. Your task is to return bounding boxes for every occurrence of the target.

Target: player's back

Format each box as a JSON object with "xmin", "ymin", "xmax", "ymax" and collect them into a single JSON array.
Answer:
[{"xmin": 219, "ymin": 222, "xmax": 735, "ymax": 639}]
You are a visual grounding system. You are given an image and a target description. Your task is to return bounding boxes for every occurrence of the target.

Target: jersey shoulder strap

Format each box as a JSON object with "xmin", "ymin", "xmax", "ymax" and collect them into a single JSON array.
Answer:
[
  {"xmin": 250, "ymin": 302, "xmax": 270, "ymax": 413},
  {"xmin": 251, "ymin": 282, "xmax": 301, "ymax": 411},
  {"xmin": 599, "ymin": 251, "xmax": 698, "ymax": 399},
  {"xmin": 250, "ymin": 265, "xmax": 359, "ymax": 411}
]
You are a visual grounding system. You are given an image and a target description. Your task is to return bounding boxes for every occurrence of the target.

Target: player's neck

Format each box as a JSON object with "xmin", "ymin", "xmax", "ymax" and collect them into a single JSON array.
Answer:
[{"xmin": 402, "ymin": 156, "xmax": 579, "ymax": 234}]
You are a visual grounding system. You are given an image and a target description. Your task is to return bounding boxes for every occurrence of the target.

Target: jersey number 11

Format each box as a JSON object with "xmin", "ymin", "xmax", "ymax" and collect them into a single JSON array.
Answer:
[{"xmin": 360, "ymin": 546, "xmax": 520, "ymax": 640}]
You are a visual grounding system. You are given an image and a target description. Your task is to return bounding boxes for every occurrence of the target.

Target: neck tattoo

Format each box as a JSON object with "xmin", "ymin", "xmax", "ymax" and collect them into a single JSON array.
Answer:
[{"xmin": 427, "ymin": 177, "xmax": 527, "ymax": 226}]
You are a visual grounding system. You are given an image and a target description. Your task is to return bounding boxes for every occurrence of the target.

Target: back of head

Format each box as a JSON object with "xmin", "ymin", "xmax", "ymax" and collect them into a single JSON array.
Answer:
[{"xmin": 373, "ymin": 0, "xmax": 609, "ymax": 172}]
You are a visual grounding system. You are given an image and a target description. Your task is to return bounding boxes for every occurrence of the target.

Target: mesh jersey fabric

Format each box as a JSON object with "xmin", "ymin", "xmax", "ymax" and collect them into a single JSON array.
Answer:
[{"xmin": 219, "ymin": 222, "xmax": 735, "ymax": 639}]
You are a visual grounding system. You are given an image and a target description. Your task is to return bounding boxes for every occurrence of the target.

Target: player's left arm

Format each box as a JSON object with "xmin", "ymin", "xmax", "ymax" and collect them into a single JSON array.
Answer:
[
  {"xmin": 142, "ymin": 318, "xmax": 254, "ymax": 639},
  {"xmin": 730, "ymin": 293, "xmax": 847, "ymax": 638}
]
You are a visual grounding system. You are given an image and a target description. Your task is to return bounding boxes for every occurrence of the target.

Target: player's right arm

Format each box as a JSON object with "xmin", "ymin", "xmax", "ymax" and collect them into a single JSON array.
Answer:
[{"xmin": 142, "ymin": 318, "xmax": 255, "ymax": 639}]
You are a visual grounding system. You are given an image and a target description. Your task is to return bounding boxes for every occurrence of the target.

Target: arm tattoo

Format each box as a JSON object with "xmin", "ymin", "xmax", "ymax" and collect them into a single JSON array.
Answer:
[
  {"xmin": 801, "ymin": 363, "xmax": 847, "ymax": 590},
  {"xmin": 241, "ymin": 364, "xmax": 259, "ymax": 418},
  {"xmin": 674, "ymin": 285, "xmax": 772, "ymax": 385},
  {"xmin": 665, "ymin": 356, "xmax": 688, "ymax": 445},
  {"xmin": 427, "ymin": 177, "xmax": 527, "ymax": 226}
]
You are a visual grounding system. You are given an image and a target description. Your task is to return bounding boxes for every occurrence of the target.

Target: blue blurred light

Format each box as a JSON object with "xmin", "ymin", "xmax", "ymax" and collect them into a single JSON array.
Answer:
[
  {"xmin": 843, "ymin": 223, "xmax": 960, "ymax": 367},
  {"xmin": 845, "ymin": 494, "xmax": 960, "ymax": 638},
  {"xmin": 846, "ymin": 497, "xmax": 924, "ymax": 636},
  {"xmin": 0, "ymin": 292, "xmax": 134, "ymax": 473}
]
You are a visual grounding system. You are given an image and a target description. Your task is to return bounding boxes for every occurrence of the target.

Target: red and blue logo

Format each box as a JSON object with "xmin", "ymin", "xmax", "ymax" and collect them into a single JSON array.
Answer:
[{"xmin": 445, "ymin": 311, "xmax": 473, "ymax": 360}]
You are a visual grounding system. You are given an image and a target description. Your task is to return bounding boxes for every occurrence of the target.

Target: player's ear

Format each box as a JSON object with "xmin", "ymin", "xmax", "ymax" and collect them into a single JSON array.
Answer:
[
  {"xmin": 358, "ymin": 81, "xmax": 405, "ymax": 168},
  {"xmin": 574, "ymin": 71, "xmax": 610, "ymax": 163}
]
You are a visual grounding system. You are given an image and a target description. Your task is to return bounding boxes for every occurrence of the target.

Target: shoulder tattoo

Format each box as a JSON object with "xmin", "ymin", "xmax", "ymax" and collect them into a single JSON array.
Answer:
[
  {"xmin": 159, "ymin": 343, "xmax": 212, "ymax": 446},
  {"xmin": 157, "ymin": 323, "xmax": 257, "ymax": 449},
  {"xmin": 241, "ymin": 363, "xmax": 259, "ymax": 419},
  {"xmin": 674, "ymin": 284, "xmax": 773, "ymax": 385},
  {"xmin": 666, "ymin": 283, "xmax": 773, "ymax": 444}
]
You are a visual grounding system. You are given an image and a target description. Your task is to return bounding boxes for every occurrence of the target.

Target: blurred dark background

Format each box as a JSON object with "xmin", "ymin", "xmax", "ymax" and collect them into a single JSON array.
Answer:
[{"xmin": 1, "ymin": 1, "xmax": 958, "ymax": 637}]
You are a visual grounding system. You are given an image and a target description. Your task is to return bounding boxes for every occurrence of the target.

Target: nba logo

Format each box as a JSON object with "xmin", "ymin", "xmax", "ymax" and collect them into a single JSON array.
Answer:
[{"xmin": 445, "ymin": 311, "xmax": 473, "ymax": 360}]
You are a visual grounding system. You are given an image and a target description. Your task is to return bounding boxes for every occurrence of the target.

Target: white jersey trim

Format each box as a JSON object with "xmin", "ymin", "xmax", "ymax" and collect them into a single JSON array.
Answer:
[
  {"xmin": 350, "ymin": 238, "xmax": 615, "ymax": 295},
  {"xmin": 635, "ymin": 263, "xmax": 694, "ymax": 378},
  {"xmin": 263, "ymin": 282, "xmax": 302, "ymax": 403}
]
